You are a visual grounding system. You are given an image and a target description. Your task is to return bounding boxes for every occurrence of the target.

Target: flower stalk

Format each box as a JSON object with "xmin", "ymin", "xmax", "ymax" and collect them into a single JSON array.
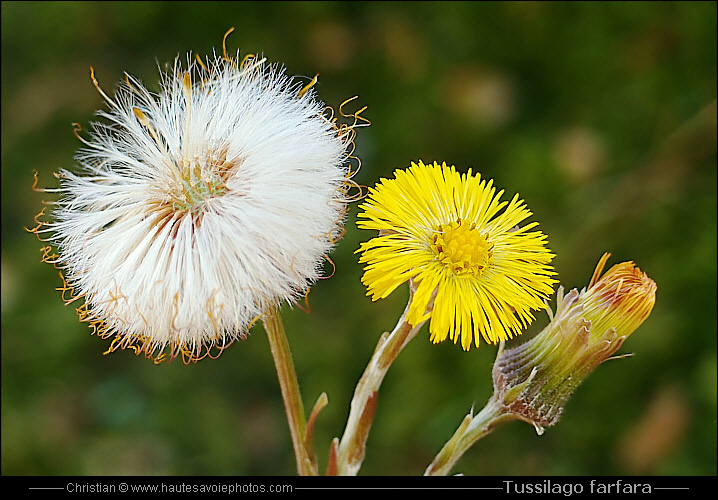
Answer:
[
  {"xmin": 425, "ymin": 395, "xmax": 515, "ymax": 476},
  {"xmin": 333, "ymin": 281, "xmax": 432, "ymax": 475},
  {"xmin": 263, "ymin": 306, "xmax": 318, "ymax": 476}
]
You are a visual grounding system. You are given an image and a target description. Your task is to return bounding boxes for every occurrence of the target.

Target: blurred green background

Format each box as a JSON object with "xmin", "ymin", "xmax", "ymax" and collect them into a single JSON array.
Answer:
[{"xmin": 2, "ymin": 1, "xmax": 716, "ymax": 476}]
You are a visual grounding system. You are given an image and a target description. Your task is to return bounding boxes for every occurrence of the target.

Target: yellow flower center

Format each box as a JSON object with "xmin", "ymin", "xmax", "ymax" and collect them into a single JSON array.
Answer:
[{"xmin": 431, "ymin": 219, "xmax": 493, "ymax": 276}]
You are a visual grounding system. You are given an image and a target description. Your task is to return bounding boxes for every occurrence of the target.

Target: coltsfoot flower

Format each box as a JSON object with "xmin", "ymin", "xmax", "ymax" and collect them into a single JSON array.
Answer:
[
  {"xmin": 492, "ymin": 253, "xmax": 657, "ymax": 430},
  {"xmin": 356, "ymin": 160, "xmax": 556, "ymax": 350},
  {"xmin": 31, "ymin": 39, "xmax": 366, "ymax": 362}
]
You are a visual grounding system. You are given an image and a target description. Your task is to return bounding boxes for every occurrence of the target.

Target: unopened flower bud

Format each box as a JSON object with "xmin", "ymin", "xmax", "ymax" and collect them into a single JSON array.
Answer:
[{"xmin": 491, "ymin": 253, "xmax": 657, "ymax": 431}]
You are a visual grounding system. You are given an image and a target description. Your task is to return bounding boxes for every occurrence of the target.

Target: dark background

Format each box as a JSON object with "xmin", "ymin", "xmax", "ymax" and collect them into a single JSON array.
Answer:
[{"xmin": 2, "ymin": 1, "xmax": 716, "ymax": 476}]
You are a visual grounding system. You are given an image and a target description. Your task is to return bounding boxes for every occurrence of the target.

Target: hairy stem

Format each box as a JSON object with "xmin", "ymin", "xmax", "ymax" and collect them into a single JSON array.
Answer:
[
  {"xmin": 335, "ymin": 289, "xmax": 429, "ymax": 475},
  {"xmin": 424, "ymin": 395, "xmax": 515, "ymax": 476}
]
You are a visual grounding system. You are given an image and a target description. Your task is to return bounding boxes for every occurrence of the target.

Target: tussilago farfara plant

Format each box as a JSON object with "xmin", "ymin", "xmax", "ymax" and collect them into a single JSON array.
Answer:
[
  {"xmin": 29, "ymin": 29, "xmax": 367, "ymax": 476},
  {"xmin": 30, "ymin": 31, "xmax": 656, "ymax": 476}
]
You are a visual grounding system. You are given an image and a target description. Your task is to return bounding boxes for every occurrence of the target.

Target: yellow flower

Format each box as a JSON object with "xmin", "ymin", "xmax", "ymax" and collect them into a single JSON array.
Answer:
[{"xmin": 357, "ymin": 160, "xmax": 556, "ymax": 350}]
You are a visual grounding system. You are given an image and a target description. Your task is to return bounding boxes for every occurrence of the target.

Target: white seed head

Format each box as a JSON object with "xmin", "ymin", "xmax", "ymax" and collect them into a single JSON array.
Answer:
[{"xmin": 44, "ymin": 50, "xmax": 360, "ymax": 362}]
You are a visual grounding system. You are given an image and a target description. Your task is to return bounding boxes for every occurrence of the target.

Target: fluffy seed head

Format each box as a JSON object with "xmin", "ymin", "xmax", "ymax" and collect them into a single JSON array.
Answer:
[{"xmin": 33, "ymin": 45, "xmax": 365, "ymax": 362}]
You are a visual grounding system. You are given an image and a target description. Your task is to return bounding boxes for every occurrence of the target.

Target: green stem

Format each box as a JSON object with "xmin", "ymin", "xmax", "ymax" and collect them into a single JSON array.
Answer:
[
  {"xmin": 424, "ymin": 395, "xmax": 515, "ymax": 476},
  {"xmin": 263, "ymin": 306, "xmax": 317, "ymax": 476}
]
